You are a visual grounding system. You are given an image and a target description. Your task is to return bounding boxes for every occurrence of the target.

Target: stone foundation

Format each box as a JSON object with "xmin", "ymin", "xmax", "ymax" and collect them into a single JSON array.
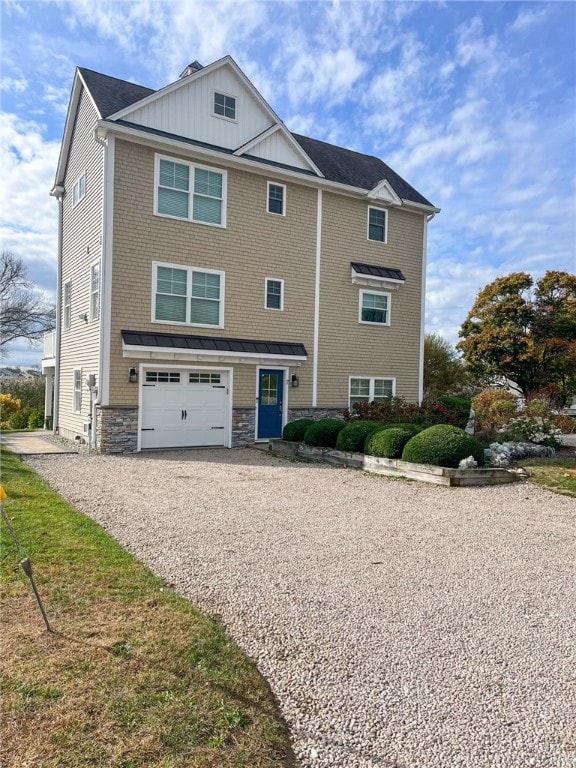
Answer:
[
  {"xmin": 232, "ymin": 407, "xmax": 256, "ymax": 447},
  {"xmin": 287, "ymin": 407, "xmax": 345, "ymax": 421},
  {"xmin": 97, "ymin": 406, "xmax": 139, "ymax": 454}
]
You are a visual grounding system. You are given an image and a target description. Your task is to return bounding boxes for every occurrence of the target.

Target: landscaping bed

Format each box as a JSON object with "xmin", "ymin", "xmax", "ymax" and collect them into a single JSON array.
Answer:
[{"xmin": 269, "ymin": 440, "xmax": 522, "ymax": 486}]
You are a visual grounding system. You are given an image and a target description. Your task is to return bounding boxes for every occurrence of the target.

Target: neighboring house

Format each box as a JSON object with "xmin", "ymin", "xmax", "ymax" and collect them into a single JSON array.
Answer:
[{"xmin": 42, "ymin": 55, "xmax": 438, "ymax": 453}]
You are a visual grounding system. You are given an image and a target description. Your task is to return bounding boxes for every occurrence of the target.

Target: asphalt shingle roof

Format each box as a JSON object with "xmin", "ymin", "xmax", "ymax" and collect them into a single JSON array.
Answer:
[
  {"xmin": 79, "ymin": 67, "xmax": 433, "ymax": 207},
  {"xmin": 122, "ymin": 330, "xmax": 308, "ymax": 358}
]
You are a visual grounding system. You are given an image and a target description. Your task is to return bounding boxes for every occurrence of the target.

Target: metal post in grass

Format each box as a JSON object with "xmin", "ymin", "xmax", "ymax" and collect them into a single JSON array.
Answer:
[{"xmin": 0, "ymin": 484, "xmax": 53, "ymax": 633}]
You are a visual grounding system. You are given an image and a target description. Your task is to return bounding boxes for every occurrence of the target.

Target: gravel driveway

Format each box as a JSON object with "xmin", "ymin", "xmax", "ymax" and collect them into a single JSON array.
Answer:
[{"xmin": 27, "ymin": 448, "xmax": 575, "ymax": 768}]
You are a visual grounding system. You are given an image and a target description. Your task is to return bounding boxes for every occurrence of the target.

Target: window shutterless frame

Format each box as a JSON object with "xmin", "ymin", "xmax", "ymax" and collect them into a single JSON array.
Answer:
[
  {"xmin": 73, "ymin": 368, "xmax": 82, "ymax": 413},
  {"xmin": 267, "ymin": 182, "xmax": 286, "ymax": 216},
  {"xmin": 154, "ymin": 154, "xmax": 227, "ymax": 228},
  {"xmin": 265, "ymin": 277, "xmax": 284, "ymax": 310},
  {"xmin": 348, "ymin": 376, "xmax": 395, "ymax": 408},
  {"xmin": 367, "ymin": 206, "xmax": 387, "ymax": 243},
  {"xmin": 72, "ymin": 172, "xmax": 86, "ymax": 207},
  {"xmin": 63, "ymin": 281, "xmax": 72, "ymax": 330},
  {"xmin": 213, "ymin": 90, "xmax": 237, "ymax": 121},
  {"xmin": 152, "ymin": 260, "xmax": 225, "ymax": 329},
  {"xmin": 359, "ymin": 289, "xmax": 391, "ymax": 326},
  {"xmin": 89, "ymin": 261, "xmax": 100, "ymax": 321}
]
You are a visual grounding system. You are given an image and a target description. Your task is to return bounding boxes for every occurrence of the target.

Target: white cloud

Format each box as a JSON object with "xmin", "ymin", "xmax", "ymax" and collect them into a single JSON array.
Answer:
[
  {"xmin": 0, "ymin": 75, "xmax": 28, "ymax": 93},
  {"xmin": 0, "ymin": 113, "xmax": 59, "ymax": 280},
  {"xmin": 510, "ymin": 8, "xmax": 548, "ymax": 33}
]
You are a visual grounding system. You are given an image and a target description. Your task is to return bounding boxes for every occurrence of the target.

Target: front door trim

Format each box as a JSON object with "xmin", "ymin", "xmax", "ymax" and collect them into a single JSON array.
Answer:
[{"xmin": 255, "ymin": 366, "xmax": 288, "ymax": 441}]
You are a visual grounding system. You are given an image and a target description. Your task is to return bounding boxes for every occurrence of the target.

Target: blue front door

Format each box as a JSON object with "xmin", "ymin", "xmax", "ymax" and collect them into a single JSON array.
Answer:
[{"xmin": 257, "ymin": 369, "xmax": 284, "ymax": 439}]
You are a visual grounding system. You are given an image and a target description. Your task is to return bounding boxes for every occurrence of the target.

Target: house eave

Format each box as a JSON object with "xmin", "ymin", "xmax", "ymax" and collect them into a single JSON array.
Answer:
[{"xmin": 122, "ymin": 343, "xmax": 306, "ymax": 365}]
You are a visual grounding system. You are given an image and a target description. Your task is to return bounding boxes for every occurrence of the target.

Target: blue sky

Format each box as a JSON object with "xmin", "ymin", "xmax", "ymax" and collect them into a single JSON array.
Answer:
[{"xmin": 1, "ymin": 0, "xmax": 575, "ymax": 368}]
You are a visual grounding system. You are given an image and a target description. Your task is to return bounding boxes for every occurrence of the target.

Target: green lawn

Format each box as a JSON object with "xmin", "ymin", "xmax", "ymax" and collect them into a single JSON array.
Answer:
[
  {"xmin": 522, "ymin": 457, "xmax": 576, "ymax": 497},
  {"xmin": 0, "ymin": 447, "xmax": 295, "ymax": 767}
]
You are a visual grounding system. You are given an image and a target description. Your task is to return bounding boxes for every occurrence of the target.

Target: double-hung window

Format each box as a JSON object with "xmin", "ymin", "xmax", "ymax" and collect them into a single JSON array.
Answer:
[
  {"xmin": 349, "ymin": 377, "xmax": 394, "ymax": 408},
  {"xmin": 267, "ymin": 182, "xmax": 286, "ymax": 215},
  {"xmin": 156, "ymin": 156, "xmax": 226, "ymax": 227},
  {"xmin": 153, "ymin": 262, "xmax": 224, "ymax": 328},
  {"xmin": 73, "ymin": 368, "xmax": 82, "ymax": 413},
  {"xmin": 368, "ymin": 206, "xmax": 387, "ymax": 242},
  {"xmin": 72, "ymin": 173, "xmax": 86, "ymax": 207},
  {"xmin": 359, "ymin": 290, "xmax": 390, "ymax": 325},
  {"xmin": 89, "ymin": 263, "xmax": 100, "ymax": 321},
  {"xmin": 265, "ymin": 278, "xmax": 283, "ymax": 310},
  {"xmin": 63, "ymin": 281, "xmax": 72, "ymax": 330}
]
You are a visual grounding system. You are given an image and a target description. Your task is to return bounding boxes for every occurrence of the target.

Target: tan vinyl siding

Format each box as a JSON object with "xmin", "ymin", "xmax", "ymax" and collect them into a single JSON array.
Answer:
[
  {"xmin": 108, "ymin": 140, "xmax": 317, "ymax": 407},
  {"xmin": 58, "ymin": 87, "xmax": 103, "ymax": 439},
  {"xmin": 317, "ymin": 193, "xmax": 424, "ymax": 406}
]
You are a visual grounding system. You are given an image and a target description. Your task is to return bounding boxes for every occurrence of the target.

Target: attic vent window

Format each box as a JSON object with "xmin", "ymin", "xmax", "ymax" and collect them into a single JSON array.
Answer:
[{"xmin": 214, "ymin": 92, "xmax": 236, "ymax": 120}]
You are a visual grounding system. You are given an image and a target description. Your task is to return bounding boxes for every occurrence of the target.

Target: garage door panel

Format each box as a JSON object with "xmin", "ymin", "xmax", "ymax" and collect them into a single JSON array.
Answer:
[{"xmin": 140, "ymin": 373, "xmax": 229, "ymax": 449}]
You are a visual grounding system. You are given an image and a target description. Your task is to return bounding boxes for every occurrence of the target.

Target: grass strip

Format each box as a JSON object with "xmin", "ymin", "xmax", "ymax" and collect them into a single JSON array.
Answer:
[
  {"xmin": 0, "ymin": 447, "xmax": 295, "ymax": 767},
  {"xmin": 521, "ymin": 457, "xmax": 576, "ymax": 497}
]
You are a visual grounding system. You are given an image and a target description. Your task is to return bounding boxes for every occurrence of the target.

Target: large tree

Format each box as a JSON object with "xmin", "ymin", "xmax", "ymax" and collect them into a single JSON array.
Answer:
[
  {"xmin": 0, "ymin": 250, "xmax": 55, "ymax": 356},
  {"xmin": 457, "ymin": 270, "xmax": 576, "ymax": 402},
  {"xmin": 423, "ymin": 333, "xmax": 470, "ymax": 399}
]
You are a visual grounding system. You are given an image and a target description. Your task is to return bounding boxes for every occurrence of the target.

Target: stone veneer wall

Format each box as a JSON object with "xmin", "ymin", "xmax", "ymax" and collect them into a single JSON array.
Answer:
[
  {"xmin": 232, "ymin": 407, "xmax": 256, "ymax": 447},
  {"xmin": 97, "ymin": 406, "xmax": 139, "ymax": 454},
  {"xmin": 287, "ymin": 407, "xmax": 344, "ymax": 421}
]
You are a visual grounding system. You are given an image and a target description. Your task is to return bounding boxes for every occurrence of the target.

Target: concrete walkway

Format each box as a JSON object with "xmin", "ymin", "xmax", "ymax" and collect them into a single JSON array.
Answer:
[{"xmin": 0, "ymin": 431, "xmax": 78, "ymax": 455}]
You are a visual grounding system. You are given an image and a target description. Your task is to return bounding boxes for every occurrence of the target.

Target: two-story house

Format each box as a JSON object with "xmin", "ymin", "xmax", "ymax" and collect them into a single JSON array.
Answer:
[{"xmin": 43, "ymin": 55, "xmax": 438, "ymax": 453}]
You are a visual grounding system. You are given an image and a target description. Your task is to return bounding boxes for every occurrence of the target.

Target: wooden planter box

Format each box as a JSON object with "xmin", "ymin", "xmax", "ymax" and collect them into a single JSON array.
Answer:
[{"xmin": 268, "ymin": 440, "xmax": 523, "ymax": 487}]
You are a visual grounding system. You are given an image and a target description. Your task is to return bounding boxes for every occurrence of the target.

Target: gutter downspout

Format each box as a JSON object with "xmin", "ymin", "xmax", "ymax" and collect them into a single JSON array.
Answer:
[
  {"xmin": 418, "ymin": 211, "xmax": 437, "ymax": 404},
  {"xmin": 49, "ymin": 187, "xmax": 65, "ymax": 433},
  {"xmin": 312, "ymin": 189, "xmax": 322, "ymax": 407}
]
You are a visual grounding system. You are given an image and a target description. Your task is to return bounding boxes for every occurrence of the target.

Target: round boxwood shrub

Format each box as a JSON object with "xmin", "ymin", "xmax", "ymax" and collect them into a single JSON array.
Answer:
[
  {"xmin": 376, "ymin": 422, "xmax": 422, "ymax": 435},
  {"xmin": 365, "ymin": 427, "xmax": 414, "ymax": 458},
  {"xmin": 335, "ymin": 421, "xmax": 383, "ymax": 453},
  {"xmin": 401, "ymin": 424, "xmax": 485, "ymax": 468},
  {"xmin": 282, "ymin": 418, "xmax": 315, "ymax": 442},
  {"xmin": 303, "ymin": 418, "xmax": 346, "ymax": 448}
]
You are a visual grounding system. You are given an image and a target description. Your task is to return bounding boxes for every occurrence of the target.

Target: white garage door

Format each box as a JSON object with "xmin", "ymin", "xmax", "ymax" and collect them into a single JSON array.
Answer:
[{"xmin": 140, "ymin": 370, "xmax": 228, "ymax": 449}]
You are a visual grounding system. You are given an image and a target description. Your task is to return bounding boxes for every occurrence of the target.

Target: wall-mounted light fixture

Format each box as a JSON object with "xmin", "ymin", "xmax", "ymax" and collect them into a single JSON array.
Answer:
[
  {"xmin": 78, "ymin": 312, "xmax": 88, "ymax": 323},
  {"xmin": 291, "ymin": 373, "xmax": 299, "ymax": 388},
  {"xmin": 128, "ymin": 367, "xmax": 138, "ymax": 383}
]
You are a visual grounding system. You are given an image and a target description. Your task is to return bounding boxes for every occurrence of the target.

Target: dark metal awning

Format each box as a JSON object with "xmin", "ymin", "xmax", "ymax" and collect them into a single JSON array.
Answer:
[
  {"xmin": 121, "ymin": 330, "xmax": 307, "ymax": 364},
  {"xmin": 351, "ymin": 262, "xmax": 406, "ymax": 289}
]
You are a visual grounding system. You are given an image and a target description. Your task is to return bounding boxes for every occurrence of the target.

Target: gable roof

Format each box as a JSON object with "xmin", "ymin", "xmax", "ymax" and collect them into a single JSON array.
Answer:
[
  {"xmin": 78, "ymin": 67, "xmax": 155, "ymax": 118},
  {"xmin": 65, "ymin": 63, "xmax": 434, "ymax": 209},
  {"xmin": 293, "ymin": 134, "xmax": 432, "ymax": 207}
]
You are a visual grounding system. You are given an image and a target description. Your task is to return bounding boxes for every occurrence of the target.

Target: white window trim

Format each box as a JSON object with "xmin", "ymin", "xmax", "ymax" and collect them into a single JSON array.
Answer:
[
  {"xmin": 367, "ymin": 205, "xmax": 388, "ymax": 243},
  {"xmin": 89, "ymin": 261, "xmax": 100, "ymax": 322},
  {"xmin": 63, "ymin": 281, "xmax": 72, "ymax": 331},
  {"xmin": 152, "ymin": 260, "xmax": 225, "ymax": 329},
  {"xmin": 212, "ymin": 89, "xmax": 238, "ymax": 122},
  {"xmin": 348, "ymin": 376, "xmax": 396, "ymax": 409},
  {"xmin": 265, "ymin": 277, "xmax": 284, "ymax": 311},
  {"xmin": 266, "ymin": 181, "xmax": 286, "ymax": 216},
  {"xmin": 73, "ymin": 368, "xmax": 82, "ymax": 414},
  {"xmin": 359, "ymin": 289, "xmax": 391, "ymax": 326},
  {"xmin": 72, "ymin": 172, "xmax": 86, "ymax": 207},
  {"xmin": 153, "ymin": 154, "xmax": 227, "ymax": 228}
]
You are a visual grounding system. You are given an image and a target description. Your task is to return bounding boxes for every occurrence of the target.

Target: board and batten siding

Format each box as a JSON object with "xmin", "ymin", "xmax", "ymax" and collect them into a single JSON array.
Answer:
[
  {"xmin": 106, "ymin": 139, "xmax": 317, "ymax": 407},
  {"xmin": 57, "ymin": 86, "xmax": 104, "ymax": 441},
  {"xmin": 124, "ymin": 67, "xmax": 310, "ymax": 171},
  {"xmin": 317, "ymin": 193, "xmax": 425, "ymax": 406}
]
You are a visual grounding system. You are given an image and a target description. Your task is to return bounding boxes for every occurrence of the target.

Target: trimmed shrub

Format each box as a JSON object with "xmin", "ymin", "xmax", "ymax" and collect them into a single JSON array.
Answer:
[
  {"xmin": 402, "ymin": 424, "xmax": 485, "ymax": 468},
  {"xmin": 7, "ymin": 407, "xmax": 34, "ymax": 430},
  {"xmin": 335, "ymin": 421, "xmax": 383, "ymax": 453},
  {"xmin": 303, "ymin": 418, "xmax": 346, "ymax": 448},
  {"xmin": 282, "ymin": 419, "xmax": 315, "ymax": 442},
  {"xmin": 28, "ymin": 408, "xmax": 45, "ymax": 429},
  {"xmin": 375, "ymin": 422, "xmax": 422, "ymax": 435},
  {"xmin": 472, "ymin": 389, "xmax": 518, "ymax": 430},
  {"xmin": 365, "ymin": 427, "xmax": 414, "ymax": 458}
]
